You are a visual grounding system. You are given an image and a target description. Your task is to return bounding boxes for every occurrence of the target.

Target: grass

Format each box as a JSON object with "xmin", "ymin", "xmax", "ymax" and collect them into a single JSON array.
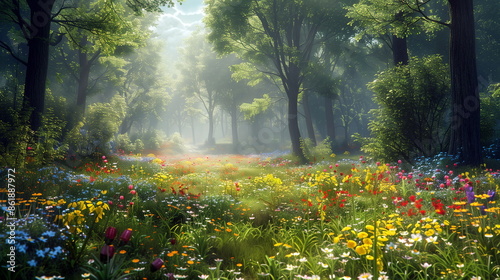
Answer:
[{"xmin": 1, "ymin": 152, "xmax": 499, "ymax": 280}]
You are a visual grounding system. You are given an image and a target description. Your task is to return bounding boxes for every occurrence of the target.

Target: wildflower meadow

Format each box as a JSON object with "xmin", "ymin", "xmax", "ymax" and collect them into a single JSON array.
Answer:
[{"xmin": 1, "ymin": 152, "xmax": 499, "ymax": 280}]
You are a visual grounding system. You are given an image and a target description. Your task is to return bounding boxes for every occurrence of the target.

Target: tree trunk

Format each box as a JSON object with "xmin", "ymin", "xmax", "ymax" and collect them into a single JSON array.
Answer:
[
  {"xmin": 392, "ymin": 35, "xmax": 409, "ymax": 65},
  {"xmin": 302, "ymin": 92, "xmax": 317, "ymax": 146},
  {"xmin": 447, "ymin": 0, "xmax": 482, "ymax": 166},
  {"xmin": 393, "ymin": 12, "xmax": 409, "ymax": 66},
  {"xmin": 207, "ymin": 109, "xmax": 215, "ymax": 146},
  {"xmin": 191, "ymin": 115, "xmax": 196, "ymax": 145},
  {"xmin": 23, "ymin": 0, "xmax": 54, "ymax": 132},
  {"xmin": 324, "ymin": 95, "xmax": 336, "ymax": 151},
  {"xmin": 76, "ymin": 50, "xmax": 90, "ymax": 114},
  {"xmin": 230, "ymin": 106, "xmax": 239, "ymax": 153},
  {"xmin": 288, "ymin": 89, "xmax": 306, "ymax": 163}
]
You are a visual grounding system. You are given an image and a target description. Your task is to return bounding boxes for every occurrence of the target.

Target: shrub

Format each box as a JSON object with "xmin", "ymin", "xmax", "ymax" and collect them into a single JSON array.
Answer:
[
  {"xmin": 358, "ymin": 55, "xmax": 450, "ymax": 163},
  {"xmin": 300, "ymin": 137, "xmax": 333, "ymax": 163}
]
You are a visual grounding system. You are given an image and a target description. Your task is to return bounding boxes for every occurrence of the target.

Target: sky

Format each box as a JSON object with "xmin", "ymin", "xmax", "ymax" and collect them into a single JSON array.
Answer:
[{"xmin": 153, "ymin": 0, "xmax": 206, "ymax": 65}]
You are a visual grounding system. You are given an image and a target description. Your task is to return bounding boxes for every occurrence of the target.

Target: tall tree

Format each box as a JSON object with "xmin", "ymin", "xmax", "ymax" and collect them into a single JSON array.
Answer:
[
  {"xmin": 0, "ymin": 0, "xmax": 178, "ymax": 132},
  {"xmin": 205, "ymin": 0, "xmax": 339, "ymax": 162},
  {"xmin": 178, "ymin": 31, "xmax": 219, "ymax": 146},
  {"xmin": 347, "ymin": 0, "xmax": 481, "ymax": 165},
  {"xmin": 59, "ymin": 0, "xmax": 149, "ymax": 123}
]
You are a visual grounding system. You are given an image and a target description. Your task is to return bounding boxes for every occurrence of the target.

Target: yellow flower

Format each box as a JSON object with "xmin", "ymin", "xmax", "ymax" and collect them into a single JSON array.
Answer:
[
  {"xmin": 365, "ymin": 225, "xmax": 375, "ymax": 231},
  {"xmin": 362, "ymin": 238, "xmax": 373, "ymax": 245},
  {"xmin": 347, "ymin": 240, "xmax": 357, "ymax": 249},
  {"xmin": 355, "ymin": 245, "xmax": 368, "ymax": 255},
  {"xmin": 357, "ymin": 232, "xmax": 369, "ymax": 239},
  {"xmin": 424, "ymin": 229, "xmax": 435, "ymax": 236}
]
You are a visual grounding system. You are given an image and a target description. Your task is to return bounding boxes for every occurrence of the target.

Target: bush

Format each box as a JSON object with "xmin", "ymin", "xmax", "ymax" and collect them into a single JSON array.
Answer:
[
  {"xmin": 358, "ymin": 55, "xmax": 451, "ymax": 163},
  {"xmin": 65, "ymin": 95, "xmax": 126, "ymax": 157},
  {"xmin": 480, "ymin": 83, "xmax": 500, "ymax": 146},
  {"xmin": 0, "ymin": 90, "xmax": 68, "ymax": 167},
  {"xmin": 300, "ymin": 137, "xmax": 333, "ymax": 163}
]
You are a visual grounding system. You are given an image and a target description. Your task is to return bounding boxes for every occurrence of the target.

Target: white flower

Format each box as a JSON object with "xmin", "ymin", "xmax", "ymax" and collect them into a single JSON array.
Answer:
[
  {"xmin": 321, "ymin": 248, "xmax": 334, "ymax": 253},
  {"xmin": 285, "ymin": 264, "xmax": 298, "ymax": 271},
  {"xmin": 318, "ymin": 262, "xmax": 328, "ymax": 268},
  {"xmin": 425, "ymin": 236, "xmax": 438, "ymax": 243},
  {"xmin": 421, "ymin": 262, "xmax": 432, "ymax": 269},
  {"xmin": 341, "ymin": 252, "xmax": 351, "ymax": 258},
  {"xmin": 410, "ymin": 233, "xmax": 422, "ymax": 243},
  {"xmin": 358, "ymin": 272, "xmax": 373, "ymax": 279}
]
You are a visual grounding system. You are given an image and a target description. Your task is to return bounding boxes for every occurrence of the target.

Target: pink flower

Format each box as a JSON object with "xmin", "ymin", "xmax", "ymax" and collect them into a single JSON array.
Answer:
[
  {"xmin": 128, "ymin": 185, "xmax": 134, "ymax": 190},
  {"xmin": 119, "ymin": 195, "xmax": 124, "ymax": 200},
  {"xmin": 130, "ymin": 190, "xmax": 137, "ymax": 195},
  {"xmin": 102, "ymin": 156, "xmax": 106, "ymax": 159}
]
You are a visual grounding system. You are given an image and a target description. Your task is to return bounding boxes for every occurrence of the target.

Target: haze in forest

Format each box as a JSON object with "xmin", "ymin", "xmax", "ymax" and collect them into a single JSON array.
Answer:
[{"xmin": 0, "ymin": 0, "xmax": 499, "ymax": 167}]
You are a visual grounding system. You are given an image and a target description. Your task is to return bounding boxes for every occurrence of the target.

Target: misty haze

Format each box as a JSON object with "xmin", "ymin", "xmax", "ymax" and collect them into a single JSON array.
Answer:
[{"xmin": 1, "ymin": 0, "xmax": 499, "ymax": 279}]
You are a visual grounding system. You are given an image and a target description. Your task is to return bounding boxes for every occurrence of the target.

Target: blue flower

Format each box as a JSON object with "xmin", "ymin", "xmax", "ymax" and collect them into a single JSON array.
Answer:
[
  {"xmin": 48, "ymin": 246, "xmax": 63, "ymax": 258},
  {"xmin": 27, "ymin": 259, "xmax": 37, "ymax": 267},
  {"xmin": 17, "ymin": 244, "xmax": 27, "ymax": 253},
  {"xmin": 41, "ymin": 230, "xmax": 56, "ymax": 237},
  {"xmin": 36, "ymin": 249, "xmax": 46, "ymax": 258}
]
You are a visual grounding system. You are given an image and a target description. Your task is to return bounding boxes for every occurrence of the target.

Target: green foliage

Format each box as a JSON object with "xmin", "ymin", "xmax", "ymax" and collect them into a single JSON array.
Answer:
[
  {"xmin": 0, "ymin": 108, "xmax": 32, "ymax": 167},
  {"xmin": 359, "ymin": 55, "xmax": 450, "ymax": 162},
  {"xmin": 166, "ymin": 132, "xmax": 186, "ymax": 154},
  {"xmin": 0, "ymin": 89, "xmax": 68, "ymax": 167},
  {"xmin": 66, "ymin": 95, "xmax": 126, "ymax": 156},
  {"xmin": 300, "ymin": 138, "xmax": 334, "ymax": 163},
  {"xmin": 346, "ymin": 0, "xmax": 447, "ymax": 40},
  {"xmin": 239, "ymin": 94, "xmax": 271, "ymax": 120},
  {"xmin": 480, "ymin": 83, "xmax": 500, "ymax": 145}
]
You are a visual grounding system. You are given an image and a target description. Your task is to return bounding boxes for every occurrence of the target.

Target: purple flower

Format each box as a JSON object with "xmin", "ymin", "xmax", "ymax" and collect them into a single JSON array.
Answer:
[
  {"xmin": 100, "ymin": 245, "xmax": 115, "ymax": 263},
  {"xmin": 150, "ymin": 258, "xmax": 164, "ymax": 272},
  {"xmin": 487, "ymin": 190, "xmax": 496, "ymax": 201},
  {"xmin": 479, "ymin": 205, "xmax": 487, "ymax": 215},
  {"xmin": 104, "ymin": 226, "xmax": 117, "ymax": 244},
  {"xmin": 119, "ymin": 228, "xmax": 133, "ymax": 246},
  {"xmin": 466, "ymin": 189, "xmax": 475, "ymax": 204}
]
